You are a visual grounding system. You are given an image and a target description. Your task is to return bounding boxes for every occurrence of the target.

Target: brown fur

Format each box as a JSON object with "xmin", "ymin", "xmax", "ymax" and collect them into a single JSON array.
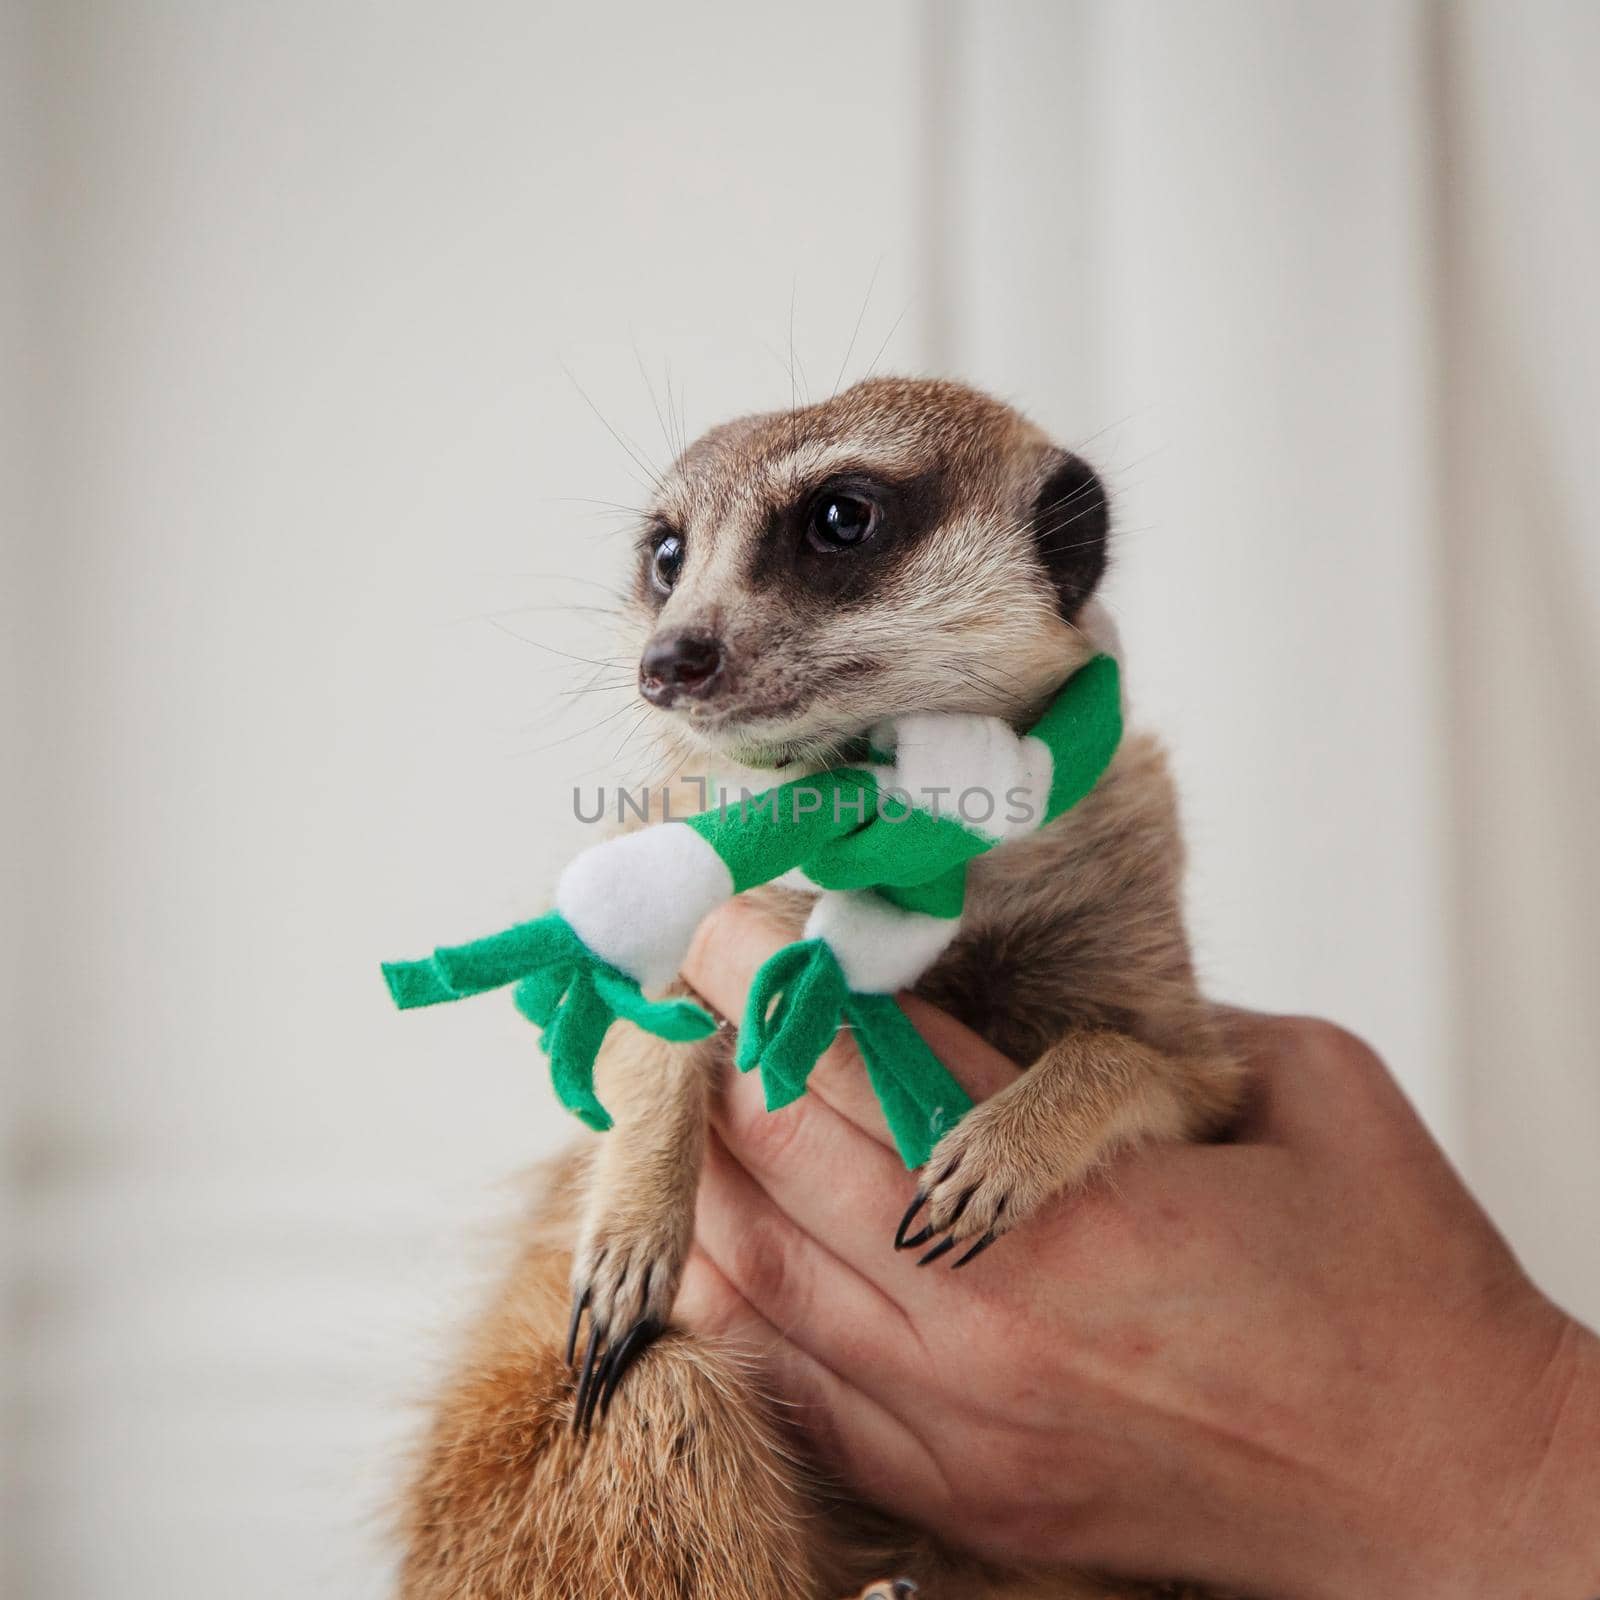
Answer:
[{"xmin": 397, "ymin": 379, "xmax": 1244, "ymax": 1598}]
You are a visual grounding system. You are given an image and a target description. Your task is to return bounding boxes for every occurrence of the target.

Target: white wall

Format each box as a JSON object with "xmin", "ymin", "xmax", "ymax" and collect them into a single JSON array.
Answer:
[
  {"xmin": 951, "ymin": 1, "xmax": 1452, "ymax": 1133},
  {"xmin": 3, "ymin": 4, "xmax": 36, "ymax": 1586},
  {"xmin": 6, "ymin": 4, "xmax": 1597, "ymax": 1597},
  {"xmin": 1432, "ymin": 0, "xmax": 1600, "ymax": 1339},
  {"xmin": 9, "ymin": 3, "xmax": 934, "ymax": 1595}
]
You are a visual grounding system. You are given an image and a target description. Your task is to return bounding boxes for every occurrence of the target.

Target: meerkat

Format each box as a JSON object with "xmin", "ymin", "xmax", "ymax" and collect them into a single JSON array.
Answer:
[{"xmin": 397, "ymin": 377, "xmax": 1245, "ymax": 1600}]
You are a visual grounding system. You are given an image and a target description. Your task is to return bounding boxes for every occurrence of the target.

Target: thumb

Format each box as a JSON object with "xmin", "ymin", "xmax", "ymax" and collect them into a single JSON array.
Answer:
[{"xmin": 1216, "ymin": 1007, "xmax": 1425, "ymax": 1159}]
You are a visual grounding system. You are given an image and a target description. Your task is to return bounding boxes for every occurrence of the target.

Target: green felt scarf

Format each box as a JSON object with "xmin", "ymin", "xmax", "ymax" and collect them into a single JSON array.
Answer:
[{"xmin": 384, "ymin": 653, "xmax": 1122, "ymax": 1166}]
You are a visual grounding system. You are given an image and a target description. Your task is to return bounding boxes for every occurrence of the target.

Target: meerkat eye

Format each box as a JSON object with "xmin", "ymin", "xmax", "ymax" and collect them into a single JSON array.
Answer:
[
  {"xmin": 651, "ymin": 531, "xmax": 684, "ymax": 592},
  {"xmin": 806, "ymin": 491, "xmax": 878, "ymax": 552}
]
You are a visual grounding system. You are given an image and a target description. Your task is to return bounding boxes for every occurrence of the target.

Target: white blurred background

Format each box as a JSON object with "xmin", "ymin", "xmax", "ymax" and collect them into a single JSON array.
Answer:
[{"xmin": 3, "ymin": 2, "xmax": 1597, "ymax": 1595}]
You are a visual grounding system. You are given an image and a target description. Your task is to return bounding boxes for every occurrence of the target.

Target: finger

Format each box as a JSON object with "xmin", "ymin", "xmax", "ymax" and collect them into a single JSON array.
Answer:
[
  {"xmin": 682, "ymin": 896, "xmax": 788, "ymax": 1019},
  {"xmin": 711, "ymin": 1059, "xmax": 930, "ymax": 1285},
  {"xmin": 1214, "ymin": 1006, "xmax": 1423, "ymax": 1159},
  {"xmin": 790, "ymin": 993, "xmax": 1022, "ymax": 1157},
  {"xmin": 694, "ymin": 1132, "xmax": 923, "ymax": 1405},
  {"xmin": 675, "ymin": 1248, "xmax": 947, "ymax": 1519},
  {"xmin": 896, "ymin": 994, "xmax": 1022, "ymax": 1103},
  {"xmin": 1203, "ymin": 1005, "xmax": 1311, "ymax": 1145},
  {"xmin": 712, "ymin": 1026, "xmax": 1032, "ymax": 1303}
]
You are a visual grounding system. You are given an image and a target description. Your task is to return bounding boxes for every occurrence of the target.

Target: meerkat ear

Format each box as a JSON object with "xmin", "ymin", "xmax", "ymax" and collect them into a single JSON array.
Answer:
[{"xmin": 1029, "ymin": 451, "xmax": 1109, "ymax": 619}]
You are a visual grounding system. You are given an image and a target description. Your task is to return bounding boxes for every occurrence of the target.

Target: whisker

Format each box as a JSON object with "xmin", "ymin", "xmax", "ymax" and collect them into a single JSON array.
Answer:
[
  {"xmin": 611, "ymin": 702, "xmax": 659, "ymax": 764},
  {"xmin": 788, "ymin": 278, "xmax": 809, "ymax": 404},
  {"xmin": 754, "ymin": 334, "xmax": 803, "ymax": 394},
  {"xmin": 485, "ymin": 616, "xmax": 631, "ymax": 670},
  {"xmin": 539, "ymin": 494, "xmax": 645, "ymax": 512},
  {"xmin": 1070, "ymin": 405, "xmax": 1159, "ymax": 456},
  {"xmin": 632, "ymin": 341, "xmax": 677, "ymax": 464},
  {"xmin": 787, "ymin": 278, "xmax": 801, "ymax": 454},
  {"xmin": 476, "ymin": 569, "xmax": 628, "ymax": 597},
  {"xmin": 832, "ymin": 256, "xmax": 883, "ymax": 397},
  {"xmin": 561, "ymin": 676, "xmax": 636, "ymax": 698},
  {"xmin": 863, "ymin": 299, "xmax": 911, "ymax": 381},
  {"xmin": 559, "ymin": 360, "xmax": 667, "ymax": 497},
  {"xmin": 663, "ymin": 358, "xmax": 688, "ymax": 460},
  {"xmin": 458, "ymin": 601, "xmax": 629, "ymax": 627},
  {"xmin": 508, "ymin": 692, "xmax": 642, "ymax": 762}
]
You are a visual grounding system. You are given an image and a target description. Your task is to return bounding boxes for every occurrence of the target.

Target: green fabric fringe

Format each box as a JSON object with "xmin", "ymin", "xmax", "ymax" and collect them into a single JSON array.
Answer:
[
  {"xmin": 382, "ymin": 912, "xmax": 716, "ymax": 1132},
  {"xmin": 737, "ymin": 940, "xmax": 972, "ymax": 1168}
]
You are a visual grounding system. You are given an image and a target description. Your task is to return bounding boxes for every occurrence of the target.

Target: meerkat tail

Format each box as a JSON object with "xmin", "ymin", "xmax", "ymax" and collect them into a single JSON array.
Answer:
[{"xmin": 397, "ymin": 1235, "xmax": 822, "ymax": 1600}]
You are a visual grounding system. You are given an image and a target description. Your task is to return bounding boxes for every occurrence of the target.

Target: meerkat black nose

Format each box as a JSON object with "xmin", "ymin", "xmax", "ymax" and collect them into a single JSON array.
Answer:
[{"xmin": 639, "ymin": 631, "xmax": 725, "ymax": 705}]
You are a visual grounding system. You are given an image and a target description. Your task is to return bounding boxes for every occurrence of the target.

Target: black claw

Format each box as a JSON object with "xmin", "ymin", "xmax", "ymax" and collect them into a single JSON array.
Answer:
[
  {"xmin": 572, "ymin": 1320, "xmax": 604, "ymax": 1433},
  {"xmin": 579, "ymin": 1341, "xmax": 614, "ymax": 1436},
  {"xmin": 943, "ymin": 1184, "xmax": 976, "ymax": 1230},
  {"xmin": 599, "ymin": 1317, "xmax": 663, "ymax": 1417},
  {"xmin": 565, "ymin": 1286, "xmax": 590, "ymax": 1366},
  {"xmin": 952, "ymin": 1231, "xmax": 998, "ymax": 1269},
  {"xmin": 900, "ymin": 1180, "xmax": 976, "ymax": 1254},
  {"xmin": 917, "ymin": 1235, "xmax": 958, "ymax": 1267},
  {"xmin": 893, "ymin": 1191, "xmax": 928, "ymax": 1250}
]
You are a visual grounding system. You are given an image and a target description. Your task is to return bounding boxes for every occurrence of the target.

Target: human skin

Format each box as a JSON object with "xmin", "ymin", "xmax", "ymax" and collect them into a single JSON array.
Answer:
[{"xmin": 674, "ymin": 901, "xmax": 1600, "ymax": 1600}]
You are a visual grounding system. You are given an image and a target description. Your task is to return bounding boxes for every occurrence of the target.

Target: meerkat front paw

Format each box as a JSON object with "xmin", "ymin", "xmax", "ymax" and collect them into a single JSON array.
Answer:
[
  {"xmin": 566, "ymin": 1186, "xmax": 693, "ymax": 1433},
  {"xmin": 892, "ymin": 1088, "xmax": 1105, "ymax": 1268},
  {"xmin": 893, "ymin": 1030, "xmax": 1197, "ymax": 1269}
]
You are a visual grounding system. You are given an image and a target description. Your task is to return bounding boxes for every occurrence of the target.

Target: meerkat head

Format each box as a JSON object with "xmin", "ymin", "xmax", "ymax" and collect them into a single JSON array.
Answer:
[{"xmin": 627, "ymin": 376, "xmax": 1111, "ymax": 770}]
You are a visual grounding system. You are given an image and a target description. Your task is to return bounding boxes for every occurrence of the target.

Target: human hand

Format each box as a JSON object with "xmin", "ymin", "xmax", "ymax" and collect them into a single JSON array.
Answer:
[{"xmin": 676, "ymin": 901, "xmax": 1600, "ymax": 1600}]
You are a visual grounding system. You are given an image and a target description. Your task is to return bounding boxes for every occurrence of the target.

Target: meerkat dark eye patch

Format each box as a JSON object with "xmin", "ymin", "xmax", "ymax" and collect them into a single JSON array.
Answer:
[
  {"xmin": 751, "ymin": 467, "xmax": 947, "ymax": 603},
  {"xmin": 1030, "ymin": 452, "xmax": 1108, "ymax": 619}
]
